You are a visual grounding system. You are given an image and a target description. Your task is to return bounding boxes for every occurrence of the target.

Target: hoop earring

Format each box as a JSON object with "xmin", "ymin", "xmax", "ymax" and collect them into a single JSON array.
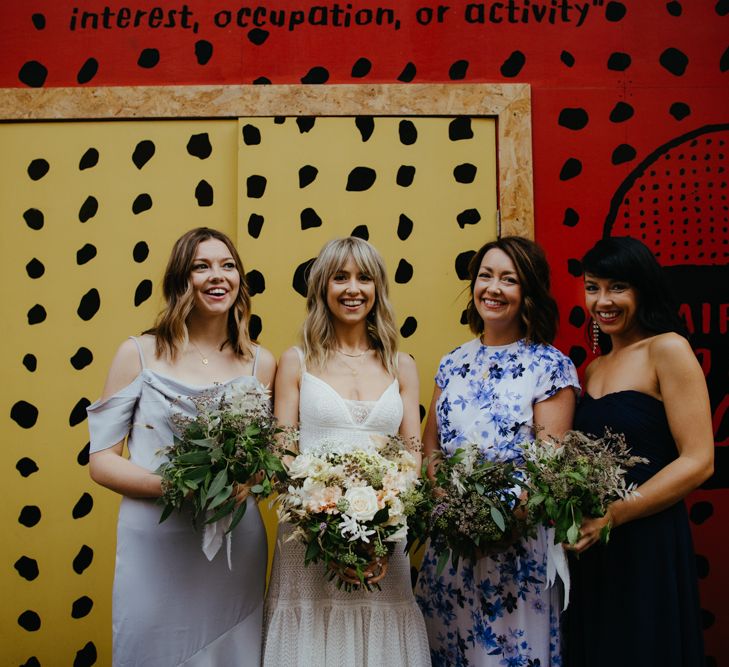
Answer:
[{"xmin": 591, "ymin": 320, "xmax": 600, "ymax": 354}]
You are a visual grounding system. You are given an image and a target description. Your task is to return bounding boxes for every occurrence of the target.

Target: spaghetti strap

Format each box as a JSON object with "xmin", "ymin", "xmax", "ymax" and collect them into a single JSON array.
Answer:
[
  {"xmin": 251, "ymin": 344, "xmax": 260, "ymax": 379},
  {"xmin": 129, "ymin": 336, "xmax": 147, "ymax": 369}
]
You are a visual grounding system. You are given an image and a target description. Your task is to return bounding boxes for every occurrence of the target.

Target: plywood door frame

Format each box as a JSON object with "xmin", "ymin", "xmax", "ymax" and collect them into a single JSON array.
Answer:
[{"xmin": 0, "ymin": 83, "xmax": 533, "ymax": 237}]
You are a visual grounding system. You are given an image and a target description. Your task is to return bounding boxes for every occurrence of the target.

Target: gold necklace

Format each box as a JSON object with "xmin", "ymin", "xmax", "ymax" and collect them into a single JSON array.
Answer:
[
  {"xmin": 335, "ymin": 348, "xmax": 368, "ymax": 375},
  {"xmin": 190, "ymin": 341, "xmax": 220, "ymax": 365}
]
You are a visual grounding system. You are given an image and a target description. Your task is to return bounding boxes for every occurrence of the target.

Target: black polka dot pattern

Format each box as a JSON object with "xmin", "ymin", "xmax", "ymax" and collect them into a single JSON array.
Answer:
[
  {"xmin": 77, "ymin": 289, "xmax": 100, "ymax": 321},
  {"xmin": 74, "ymin": 641, "xmax": 98, "ymax": 667},
  {"xmin": 26, "ymin": 258, "xmax": 45, "ymax": 278},
  {"xmin": 132, "ymin": 140, "xmax": 155, "ymax": 169},
  {"xmin": 350, "ymin": 224, "xmax": 369, "ymax": 240},
  {"xmin": 394, "ymin": 259, "xmax": 414, "ymax": 283},
  {"xmin": 134, "ymin": 279, "xmax": 153, "ymax": 306},
  {"xmin": 398, "ymin": 120, "xmax": 417, "ymax": 145},
  {"xmin": 70, "ymin": 347, "xmax": 93, "ymax": 370},
  {"xmin": 299, "ymin": 165, "xmax": 318, "ymax": 188},
  {"xmin": 18, "ymin": 61, "xmax": 47, "ymax": 87},
  {"xmin": 72, "ymin": 493, "xmax": 94, "ymax": 519},
  {"xmin": 355, "ymin": 117, "xmax": 375, "ymax": 142},
  {"xmin": 396, "ymin": 165, "xmax": 415, "ymax": 187},
  {"xmin": 132, "ymin": 193, "xmax": 153, "ymax": 214},
  {"xmin": 22, "ymin": 354, "xmax": 38, "ymax": 372},
  {"xmin": 247, "ymin": 213, "xmax": 264, "ymax": 238},
  {"xmin": 246, "ymin": 269, "xmax": 265, "ymax": 295},
  {"xmin": 397, "ymin": 214, "xmax": 414, "ymax": 240},
  {"xmin": 76, "ymin": 244, "xmax": 97, "ymax": 265},
  {"xmin": 195, "ymin": 40, "xmax": 213, "ymax": 65},
  {"xmin": 351, "ymin": 58, "xmax": 371, "ymax": 78},
  {"xmin": 194, "ymin": 180, "xmax": 214, "ymax": 206},
  {"xmin": 456, "ymin": 209, "xmax": 481, "ymax": 228},
  {"xmin": 345, "ymin": 167, "xmax": 377, "ymax": 191},
  {"xmin": 660, "ymin": 47, "xmax": 689, "ymax": 76},
  {"xmin": 246, "ymin": 175, "xmax": 267, "ymax": 198},
  {"xmin": 138, "ymin": 48, "xmax": 160, "ymax": 68},
  {"xmin": 249, "ymin": 314, "xmax": 262, "ymax": 340},
  {"xmin": 18, "ymin": 506, "xmax": 42, "ymax": 527},
  {"xmin": 79, "ymin": 148, "xmax": 99, "ymax": 170},
  {"xmin": 77, "ymin": 443, "xmax": 90, "ymax": 466},
  {"xmin": 187, "ymin": 133, "xmax": 212, "ymax": 159},
  {"xmin": 78, "ymin": 196, "xmax": 99, "ymax": 223},
  {"xmin": 77, "ymin": 58, "xmax": 98, "ymax": 84},
  {"xmin": 69, "ymin": 398, "xmax": 91, "ymax": 427},
  {"xmin": 23, "ymin": 208, "xmax": 44, "ymax": 230},
  {"xmin": 27, "ymin": 159, "xmax": 49, "ymax": 180},
  {"xmin": 14, "ymin": 556, "xmax": 39, "ymax": 581},
  {"xmin": 16, "ymin": 458, "xmax": 39, "ymax": 477},
  {"xmin": 17, "ymin": 610, "xmax": 41, "ymax": 632},
  {"xmin": 72, "ymin": 545, "xmax": 94, "ymax": 574},
  {"xmin": 292, "ymin": 258, "xmax": 316, "ymax": 297},
  {"xmin": 400, "ymin": 316, "xmax": 418, "ymax": 337},
  {"xmin": 71, "ymin": 596, "xmax": 94, "ymax": 619},
  {"xmin": 397, "ymin": 62, "xmax": 416, "ymax": 82},
  {"xmin": 500, "ymin": 51, "xmax": 526, "ymax": 77},
  {"xmin": 300, "ymin": 207, "xmax": 323, "ymax": 230},
  {"xmin": 27, "ymin": 304, "xmax": 47, "ymax": 325},
  {"xmin": 11, "ymin": 401, "xmax": 39, "ymax": 428},
  {"xmin": 455, "ymin": 251, "xmax": 476, "ymax": 280},
  {"xmin": 301, "ymin": 66, "xmax": 329, "ymax": 84}
]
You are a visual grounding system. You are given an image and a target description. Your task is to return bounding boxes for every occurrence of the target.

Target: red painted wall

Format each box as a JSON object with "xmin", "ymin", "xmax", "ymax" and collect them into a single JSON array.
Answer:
[{"xmin": 2, "ymin": 1, "xmax": 727, "ymax": 663}]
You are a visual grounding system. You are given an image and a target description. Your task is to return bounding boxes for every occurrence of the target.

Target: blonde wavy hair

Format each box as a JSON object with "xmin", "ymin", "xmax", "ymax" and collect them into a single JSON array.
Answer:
[
  {"xmin": 145, "ymin": 227, "xmax": 253, "ymax": 360},
  {"xmin": 302, "ymin": 237, "xmax": 399, "ymax": 375}
]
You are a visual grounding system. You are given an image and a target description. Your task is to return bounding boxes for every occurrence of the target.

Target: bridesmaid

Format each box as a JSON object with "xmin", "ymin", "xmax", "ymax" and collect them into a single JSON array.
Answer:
[
  {"xmin": 87, "ymin": 227, "xmax": 275, "ymax": 666},
  {"xmin": 565, "ymin": 236, "xmax": 713, "ymax": 666},
  {"xmin": 415, "ymin": 236, "xmax": 580, "ymax": 666}
]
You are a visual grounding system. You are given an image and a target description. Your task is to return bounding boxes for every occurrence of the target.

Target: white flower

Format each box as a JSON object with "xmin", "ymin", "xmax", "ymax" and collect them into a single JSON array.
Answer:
[
  {"xmin": 385, "ymin": 522, "xmax": 408, "ymax": 542},
  {"xmin": 343, "ymin": 486, "xmax": 380, "ymax": 522},
  {"xmin": 338, "ymin": 514, "xmax": 376, "ymax": 542},
  {"xmin": 286, "ymin": 453, "xmax": 315, "ymax": 478}
]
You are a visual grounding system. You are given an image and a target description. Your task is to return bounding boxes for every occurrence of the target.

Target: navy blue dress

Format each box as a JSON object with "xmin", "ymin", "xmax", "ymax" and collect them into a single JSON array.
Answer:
[{"xmin": 565, "ymin": 391, "xmax": 704, "ymax": 667}]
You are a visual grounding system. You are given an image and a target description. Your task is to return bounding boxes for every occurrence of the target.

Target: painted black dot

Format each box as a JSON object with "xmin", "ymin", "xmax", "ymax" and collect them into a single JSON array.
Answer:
[
  {"xmin": 79, "ymin": 148, "xmax": 99, "ymax": 170},
  {"xmin": 300, "ymin": 208, "xmax": 322, "ymax": 230},
  {"xmin": 301, "ymin": 66, "xmax": 329, "ymax": 84},
  {"xmin": 297, "ymin": 117, "xmax": 316, "ymax": 134},
  {"xmin": 299, "ymin": 165, "xmax": 318, "ymax": 188},
  {"xmin": 69, "ymin": 398, "xmax": 91, "ymax": 427},
  {"xmin": 351, "ymin": 225, "xmax": 369, "ymax": 240},
  {"xmin": 397, "ymin": 214, "xmax": 414, "ymax": 240},
  {"xmin": 77, "ymin": 58, "xmax": 98, "ymax": 84},
  {"xmin": 399, "ymin": 120, "xmax": 417, "ymax": 145},
  {"xmin": 71, "ymin": 596, "xmax": 93, "ymax": 619},
  {"xmin": 396, "ymin": 165, "xmax": 416, "ymax": 187},
  {"xmin": 78, "ymin": 196, "xmax": 98, "ymax": 223},
  {"xmin": 194, "ymin": 180, "xmax": 213, "ymax": 206},
  {"xmin": 23, "ymin": 208, "xmax": 44, "ymax": 230},
  {"xmin": 568, "ymin": 306, "xmax": 586, "ymax": 327},
  {"xmin": 720, "ymin": 46, "xmax": 729, "ymax": 73},
  {"xmin": 19, "ymin": 506, "xmax": 41, "ymax": 527},
  {"xmin": 567, "ymin": 258, "xmax": 583, "ymax": 277},
  {"xmin": 195, "ymin": 39, "xmax": 213, "ymax": 65},
  {"xmin": 612, "ymin": 144, "xmax": 637, "ymax": 165},
  {"xmin": 21, "ymin": 653, "xmax": 41, "ymax": 664},
  {"xmin": 74, "ymin": 642, "xmax": 98, "ymax": 667},
  {"xmin": 560, "ymin": 51, "xmax": 575, "ymax": 67},
  {"xmin": 666, "ymin": 1, "xmax": 682, "ymax": 16},
  {"xmin": 15, "ymin": 556, "xmax": 39, "ymax": 580},
  {"xmin": 400, "ymin": 316, "xmax": 418, "ymax": 338},
  {"xmin": 695, "ymin": 554, "xmax": 709, "ymax": 578},
  {"xmin": 563, "ymin": 207, "xmax": 580, "ymax": 227},
  {"xmin": 701, "ymin": 609, "xmax": 715, "ymax": 630},
  {"xmin": 253, "ymin": 76, "xmax": 272, "ymax": 85},
  {"xmin": 73, "ymin": 545, "xmax": 94, "ymax": 574},
  {"xmin": 460, "ymin": 309, "xmax": 469, "ymax": 325},
  {"xmin": 605, "ymin": 1, "xmax": 627, "ymax": 21},
  {"xmin": 247, "ymin": 175, "xmax": 267, "ymax": 198},
  {"xmin": 246, "ymin": 270, "xmax": 265, "ymax": 296},
  {"xmin": 346, "ymin": 167, "xmax": 377, "ymax": 191},
  {"xmin": 27, "ymin": 303, "xmax": 47, "ymax": 325},
  {"xmin": 609, "ymin": 102, "xmax": 634, "ymax": 123},
  {"xmin": 669, "ymin": 102, "xmax": 691, "ymax": 121},
  {"xmin": 132, "ymin": 194, "xmax": 152, "ymax": 214},
  {"xmin": 31, "ymin": 13, "xmax": 46, "ymax": 29},
  {"xmin": 607, "ymin": 52, "xmax": 631, "ymax": 71},
  {"xmin": 248, "ymin": 214, "xmax": 264, "ymax": 238},
  {"xmin": 569, "ymin": 345, "xmax": 587, "ymax": 368},
  {"xmin": 395, "ymin": 259, "xmax": 414, "ymax": 284},
  {"xmin": 456, "ymin": 209, "xmax": 481, "ymax": 228},
  {"xmin": 134, "ymin": 280, "xmax": 153, "ymax": 307},
  {"xmin": 242, "ymin": 124, "xmax": 261, "ymax": 146},
  {"xmin": 27, "ymin": 159, "xmax": 49, "ymax": 180},
  {"xmin": 659, "ymin": 48, "xmax": 689, "ymax": 76},
  {"xmin": 397, "ymin": 62, "xmax": 416, "ymax": 82},
  {"xmin": 689, "ymin": 500, "xmax": 714, "ymax": 524},
  {"xmin": 78, "ymin": 442, "xmax": 90, "ymax": 466},
  {"xmin": 187, "ymin": 133, "xmax": 212, "ymax": 159},
  {"xmin": 71, "ymin": 347, "xmax": 93, "ymax": 370},
  {"xmin": 72, "ymin": 493, "xmax": 93, "ymax": 519},
  {"xmin": 558, "ymin": 108, "xmax": 589, "ymax": 130},
  {"xmin": 449, "ymin": 117, "xmax": 474, "ymax": 141},
  {"xmin": 18, "ymin": 610, "xmax": 41, "ymax": 631},
  {"xmin": 717, "ymin": 0, "xmax": 729, "ymax": 16},
  {"xmin": 352, "ymin": 58, "xmax": 372, "ymax": 78},
  {"xmin": 77, "ymin": 289, "xmax": 100, "ymax": 321},
  {"xmin": 76, "ymin": 244, "xmax": 97, "ymax": 265},
  {"xmin": 355, "ymin": 116, "xmax": 375, "ymax": 142},
  {"xmin": 500, "ymin": 51, "xmax": 526, "ymax": 77},
  {"xmin": 132, "ymin": 140, "xmax": 155, "ymax": 169},
  {"xmin": 249, "ymin": 314, "xmax": 262, "ymax": 340},
  {"xmin": 292, "ymin": 258, "xmax": 316, "ymax": 297},
  {"xmin": 11, "ymin": 401, "xmax": 38, "ymax": 428},
  {"xmin": 19, "ymin": 61, "xmax": 47, "ymax": 87},
  {"xmin": 455, "ymin": 251, "xmax": 476, "ymax": 280},
  {"xmin": 419, "ymin": 404, "xmax": 426, "ymax": 423},
  {"xmin": 26, "ymin": 258, "xmax": 45, "ymax": 279},
  {"xmin": 133, "ymin": 241, "xmax": 149, "ymax": 263},
  {"xmin": 138, "ymin": 48, "xmax": 160, "ymax": 68},
  {"xmin": 454, "ymin": 163, "xmax": 477, "ymax": 183},
  {"xmin": 241, "ymin": 26, "xmax": 268, "ymax": 46},
  {"xmin": 16, "ymin": 457, "xmax": 39, "ymax": 477},
  {"xmin": 449, "ymin": 60, "xmax": 469, "ymax": 80},
  {"xmin": 560, "ymin": 158, "xmax": 583, "ymax": 180},
  {"xmin": 22, "ymin": 354, "xmax": 38, "ymax": 372}
]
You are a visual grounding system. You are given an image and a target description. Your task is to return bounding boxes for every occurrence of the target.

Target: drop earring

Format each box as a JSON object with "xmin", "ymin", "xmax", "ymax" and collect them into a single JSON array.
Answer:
[{"xmin": 591, "ymin": 320, "xmax": 600, "ymax": 354}]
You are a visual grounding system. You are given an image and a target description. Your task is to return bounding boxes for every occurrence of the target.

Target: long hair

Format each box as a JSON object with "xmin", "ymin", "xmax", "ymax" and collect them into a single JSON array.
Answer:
[
  {"xmin": 581, "ymin": 236, "xmax": 687, "ymax": 352},
  {"xmin": 465, "ymin": 236, "xmax": 558, "ymax": 345},
  {"xmin": 146, "ymin": 227, "xmax": 253, "ymax": 360},
  {"xmin": 302, "ymin": 237, "xmax": 399, "ymax": 375}
]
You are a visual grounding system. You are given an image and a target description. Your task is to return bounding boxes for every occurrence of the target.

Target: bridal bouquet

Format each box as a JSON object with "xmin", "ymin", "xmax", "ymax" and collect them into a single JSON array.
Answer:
[
  {"xmin": 276, "ymin": 434, "xmax": 425, "ymax": 590},
  {"xmin": 521, "ymin": 429, "xmax": 647, "ymax": 545},
  {"xmin": 426, "ymin": 443, "xmax": 525, "ymax": 574},
  {"xmin": 157, "ymin": 383, "xmax": 285, "ymax": 533}
]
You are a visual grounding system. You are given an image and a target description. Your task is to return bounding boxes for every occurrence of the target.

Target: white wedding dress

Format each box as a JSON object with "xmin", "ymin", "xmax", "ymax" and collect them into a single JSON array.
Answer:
[{"xmin": 262, "ymin": 352, "xmax": 430, "ymax": 667}]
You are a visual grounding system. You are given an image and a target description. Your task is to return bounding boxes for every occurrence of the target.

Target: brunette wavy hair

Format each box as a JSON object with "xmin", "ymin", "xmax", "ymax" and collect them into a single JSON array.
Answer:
[
  {"xmin": 301, "ymin": 237, "xmax": 400, "ymax": 375},
  {"xmin": 465, "ymin": 236, "xmax": 559, "ymax": 345},
  {"xmin": 146, "ymin": 227, "xmax": 253, "ymax": 360}
]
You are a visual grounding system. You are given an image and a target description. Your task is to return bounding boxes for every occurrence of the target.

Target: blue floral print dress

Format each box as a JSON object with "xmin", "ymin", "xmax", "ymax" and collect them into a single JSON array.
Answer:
[{"xmin": 415, "ymin": 338, "xmax": 579, "ymax": 667}]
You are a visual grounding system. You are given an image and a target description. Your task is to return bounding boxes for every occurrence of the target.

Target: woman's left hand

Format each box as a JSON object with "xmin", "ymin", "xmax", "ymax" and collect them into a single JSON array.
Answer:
[
  {"xmin": 233, "ymin": 470, "xmax": 265, "ymax": 507},
  {"xmin": 566, "ymin": 512, "xmax": 612, "ymax": 554}
]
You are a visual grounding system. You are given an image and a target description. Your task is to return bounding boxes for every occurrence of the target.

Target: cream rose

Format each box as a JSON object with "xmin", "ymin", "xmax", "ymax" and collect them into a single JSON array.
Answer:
[{"xmin": 343, "ymin": 486, "xmax": 380, "ymax": 522}]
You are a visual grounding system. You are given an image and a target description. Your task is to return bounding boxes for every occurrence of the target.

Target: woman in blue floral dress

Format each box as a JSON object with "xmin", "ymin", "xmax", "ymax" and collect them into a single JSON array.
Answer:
[{"xmin": 415, "ymin": 236, "xmax": 580, "ymax": 666}]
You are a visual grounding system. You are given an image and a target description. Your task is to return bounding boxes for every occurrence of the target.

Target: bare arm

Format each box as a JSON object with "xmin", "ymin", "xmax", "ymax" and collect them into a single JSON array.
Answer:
[
  {"xmin": 89, "ymin": 338, "xmax": 163, "ymax": 498},
  {"xmin": 533, "ymin": 386, "xmax": 577, "ymax": 440},
  {"xmin": 255, "ymin": 345, "xmax": 277, "ymax": 392},
  {"xmin": 397, "ymin": 352, "xmax": 422, "ymax": 465},
  {"xmin": 572, "ymin": 334, "xmax": 714, "ymax": 552},
  {"xmin": 422, "ymin": 385, "xmax": 442, "ymax": 478},
  {"xmin": 274, "ymin": 347, "xmax": 302, "ymax": 454}
]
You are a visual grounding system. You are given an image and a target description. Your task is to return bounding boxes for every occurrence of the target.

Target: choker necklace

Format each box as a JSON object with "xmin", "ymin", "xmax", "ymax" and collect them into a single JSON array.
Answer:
[
  {"xmin": 335, "ymin": 348, "xmax": 370, "ymax": 358},
  {"xmin": 335, "ymin": 348, "xmax": 369, "ymax": 375}
]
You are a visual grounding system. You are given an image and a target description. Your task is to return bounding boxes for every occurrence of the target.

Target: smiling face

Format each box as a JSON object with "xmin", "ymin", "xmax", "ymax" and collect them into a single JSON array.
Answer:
[
  {"xmin": 584, "ymin": 273, "xmax": 642, "ymax": 341},
  {"xmin": 473, "ymin": 248, "xmax": 523, "ymax": 342},
  {"xmin": 189, "ymin": 238, "xmax": 240, "ymax": 316},
  {"xmin": 326, "ymin": 254, "xmax": 376, "ymax": 326}
]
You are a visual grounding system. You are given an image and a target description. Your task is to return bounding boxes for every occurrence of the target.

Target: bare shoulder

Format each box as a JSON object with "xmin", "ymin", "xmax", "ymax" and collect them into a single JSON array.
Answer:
[
  {"xmin": 253, "ymin": 345, "xmax": 277, "ymax": 387},
  {"xmin": 279, "ymin": 346, "xmax": 302, "ymax": 370},
  {"xmin": 397, "ymin": 352, "xmax": 418, "ymax": 386},
  {"xmin": 648, "ymin": 332, "xmax": 695, "ymax": 367},
  {"xmin": 582, "ymin": 355, "xmax": 602, "ymax": 384},
  {"xmin": 101, "ymin": 337, "xmax": 144, "ymax": 399}
]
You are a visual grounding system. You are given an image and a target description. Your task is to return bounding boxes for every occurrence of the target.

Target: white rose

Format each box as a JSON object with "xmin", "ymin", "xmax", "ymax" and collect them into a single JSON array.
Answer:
[
  {"xmin": 385, "ymin": 522, "xmax": 408, "ymax": 542},
  {"xmin": 344, "ymin": 486, "xmax": 380, "ymax": 522},
  {"xmin": 287, "ymin": 453, "xmax": 314, "ymax": 478}
]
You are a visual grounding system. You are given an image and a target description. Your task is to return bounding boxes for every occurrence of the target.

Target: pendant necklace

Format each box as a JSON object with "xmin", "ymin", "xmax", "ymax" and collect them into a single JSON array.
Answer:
[
  {"xmin": 190, "ymin": 341, "xmax": 218, "ymax": 365},
  {"xmin": 335, "ymin": 348, "xmax": 369, "ymax": 376}
]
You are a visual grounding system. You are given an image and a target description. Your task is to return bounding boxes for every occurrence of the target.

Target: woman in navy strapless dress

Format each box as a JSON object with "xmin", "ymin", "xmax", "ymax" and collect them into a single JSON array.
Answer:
[{"xmin": 564, "ymin": 237, "xmax": 714, "ymax": 667}]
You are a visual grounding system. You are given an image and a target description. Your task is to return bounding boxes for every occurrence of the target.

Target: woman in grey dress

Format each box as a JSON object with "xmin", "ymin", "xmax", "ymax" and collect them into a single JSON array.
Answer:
[{"xmin": 87, "ymin": 227, "xmax": 275, "ymax": 666}]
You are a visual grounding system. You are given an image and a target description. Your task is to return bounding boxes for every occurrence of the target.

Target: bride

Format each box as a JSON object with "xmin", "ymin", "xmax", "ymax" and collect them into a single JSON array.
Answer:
[{"xmin": 263, "ymin": 236, "xmax": 430, "ymax": 666}]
